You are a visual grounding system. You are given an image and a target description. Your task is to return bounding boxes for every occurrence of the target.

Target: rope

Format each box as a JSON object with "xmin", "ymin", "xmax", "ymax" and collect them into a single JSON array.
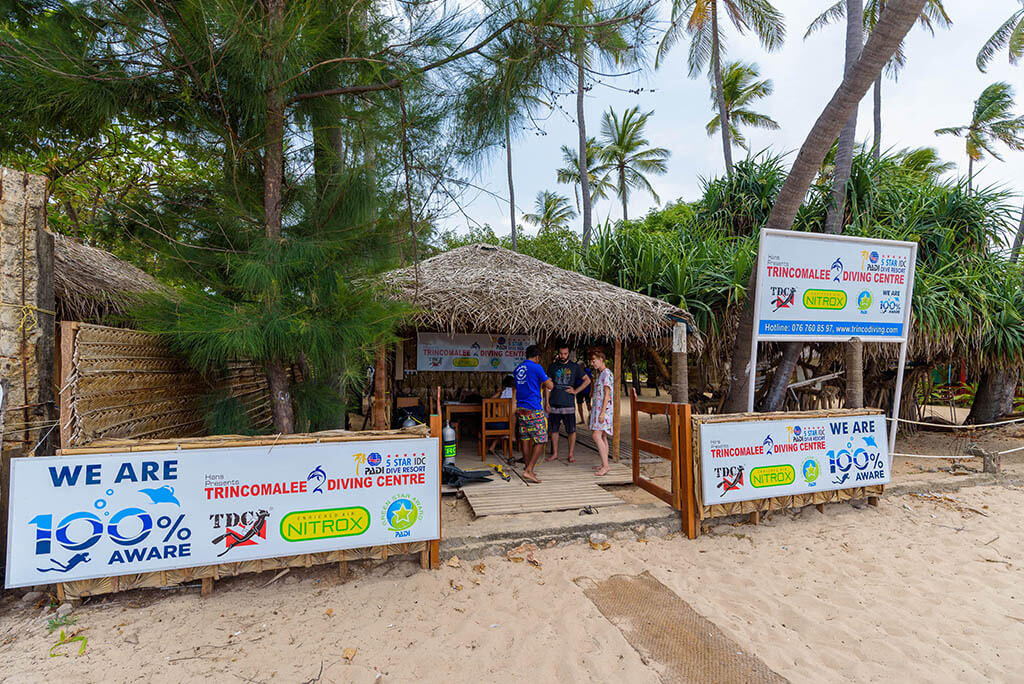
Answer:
[
  {"xmin": 0, "ymin": 301, "xmax": 57, "ymax": 333},
  {"xmin": 891, "ymin": 452, "xmax": 978, "ymax": 460},
  {"xmin": 29, "ymin": 421, "xmax": 58, "ymax": 455},
  {"xmin": 885, "ymin": 415, "xmax": 1024, "ymax": 430}
]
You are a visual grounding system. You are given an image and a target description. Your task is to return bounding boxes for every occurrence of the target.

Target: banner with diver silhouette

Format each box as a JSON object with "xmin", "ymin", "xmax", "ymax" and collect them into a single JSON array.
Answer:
[
  {"xmin": 698, "ymin": 412, "xmax": 890, "ymax": 505},
  {"xmin": 416, "ymin": 333, "xmax": 533, "ymax": 372},
  {"xmin": 5, "ymin": 437, "xmax": 439, "ymax": 588},
  {"xmin": 754, "ymin": 230, "xmax": 916, "ymax": 341}
]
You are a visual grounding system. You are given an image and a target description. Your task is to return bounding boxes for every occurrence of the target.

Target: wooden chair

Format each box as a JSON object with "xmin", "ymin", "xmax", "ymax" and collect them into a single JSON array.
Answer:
[{"xmin": 480, "ymin": 397, "xmax": 514, "ymax": 461}]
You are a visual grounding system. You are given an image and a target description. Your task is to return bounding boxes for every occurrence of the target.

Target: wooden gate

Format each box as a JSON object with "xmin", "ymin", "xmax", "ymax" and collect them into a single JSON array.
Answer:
[{"xmin": 629, "ymin": 390, "xmax": 698, "ymax": 538}]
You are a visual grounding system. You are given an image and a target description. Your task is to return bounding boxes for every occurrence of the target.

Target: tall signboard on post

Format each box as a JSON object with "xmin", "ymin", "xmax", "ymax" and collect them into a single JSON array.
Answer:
[{"xmin": 748, "ymin": 229, "xmax": 917, "ymax": 450}]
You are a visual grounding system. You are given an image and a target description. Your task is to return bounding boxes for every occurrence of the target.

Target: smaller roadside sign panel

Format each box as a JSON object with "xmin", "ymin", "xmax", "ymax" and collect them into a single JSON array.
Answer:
[
  {"xmin": 699, "ymin": 413, "xmax": 890, "ymax": 505},
  {"xmin": 416, "ymin": 333, "xmax": 533, "ymax": 373},
  {"xmin": 755, "ymin": 230, "xmax": 915, "ymax": 341},
  {"xmin": 5, "ymin": 438, "xmax": 438, "ymax": 588}
]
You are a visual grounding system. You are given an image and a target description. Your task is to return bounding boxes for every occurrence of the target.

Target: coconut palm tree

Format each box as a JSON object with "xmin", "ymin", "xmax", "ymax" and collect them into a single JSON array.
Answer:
[
  {"xmin": 657, "ymin": 0, "xmax": 785, "ymax": 174},
  {"xmin": 723, "ymin": 0, "xmax": 930, "ymax": 414},
  {"xmin": 935, "ymin": 82, "xmax": 1024, "ymax": 193},
  {"xmin": 705, "ymin": 60, "xmax": 780, "ymax": 150},
  {"xmin": 598, "ymin": 106, "xmax": 670, "ymax": 222},
  {"xmin": 806, "ymin": 0, "xmax": 950, "ymax": 161},
  {"xmin": 977, "ymin": 1, "xmax": 1024, "ymax": 72},
  {"xmin": 523, "ymin": 191, "xmax": 578, "ymax": 233},
  {"xmin": 556, "ymin": 138, "xmax": 615, "ymax": 210}
]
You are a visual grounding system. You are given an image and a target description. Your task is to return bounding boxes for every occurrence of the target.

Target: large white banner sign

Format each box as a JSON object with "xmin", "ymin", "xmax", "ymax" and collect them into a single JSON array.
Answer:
[
  {"xmin": 6, "ymin": 438, "xmax": 439, "ymax": 588},
  {"xmin": 699, "ymin": 413, "xmax": 889, "ymax": 505},
  {"xmin": 416, "ymin": 333, "xmax": 533, "ymax": 372},
  {"xmin": 755, "ymin": 230, "xmax": 916, "ymax": 341}
]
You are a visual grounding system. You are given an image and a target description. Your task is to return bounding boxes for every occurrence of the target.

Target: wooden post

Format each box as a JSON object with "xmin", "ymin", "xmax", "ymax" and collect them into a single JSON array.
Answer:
[
  {"xmin": 58, "ymin": 321, "xmax": 80, "ymax": 451},
  {"xmin": 372, "ymin": 345, "xmax": 387, "ymax": 430},
  {"xmin": 679, "ymin": 403, "xmax": 698, "ymax": 539},
  {"xmin": 394, "ymin": 338, "xmax": 405, "ymax": 381},
  {"xmin": 671, "ymin": 323, "xmax": 688, "ymax": 404},
  {"xmin": 629, "ymin": 389, "xmax": 640, "ymax": 485},
  {"xmin": 429, "ymin": 405, "xmax": 442, "ymax": 569},
  {"xmin": 201, "ymin": 577, "xmax": 214, "ymax": 597},
  {"xmin": 612, "ymin": 339, "xmax": 622, "ymax": 463}
]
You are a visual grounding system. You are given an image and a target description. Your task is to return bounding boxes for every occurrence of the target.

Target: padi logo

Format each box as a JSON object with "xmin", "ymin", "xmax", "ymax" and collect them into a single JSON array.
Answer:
[
  {"xmin": 787, "ymin": 424, "xmax": 826, "ymax": 442},
  {"xmin": 770, "ymin": 286, "xmax": 796, "ymax": 312},
  {"xmin": 381, "ymin": 494, "xmax": 421, "ymax": 538},
  {"xmin": 830, "ymin": 258, "xmax": 844, "ymax": 283},
  {"xmin": 869, "ymin": 251, "xmax": 879, "ymax": 265},
  {"xmin": 367, "ymin": 452, "xmax": 382, "ymax": 467},
  {"xmin": 803, "ymin": 459, "xmax": 819, "ymax": 486},
  {"xmin": 828, "ymin": 436, "xmax": 885, "ymax": 484},
  {"xmin": 857, "ymin": 290, "xmax": 872, "ymax": 313},
  {"xmin": 714, "ymin": 465, "xmax": 744, "ymax": 497}
]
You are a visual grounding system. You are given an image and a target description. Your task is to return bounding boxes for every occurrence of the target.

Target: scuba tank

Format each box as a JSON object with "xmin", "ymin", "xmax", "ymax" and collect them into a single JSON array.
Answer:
[{"xmin": 442, "ymin": 422, "xmax": 457, "ymax": 468}]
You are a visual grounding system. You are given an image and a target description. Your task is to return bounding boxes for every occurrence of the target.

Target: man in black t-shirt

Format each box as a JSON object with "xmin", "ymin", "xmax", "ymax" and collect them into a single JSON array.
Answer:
[{"xmin": 545, "ymin": 344, "xmax": 591, "ymax": 463}]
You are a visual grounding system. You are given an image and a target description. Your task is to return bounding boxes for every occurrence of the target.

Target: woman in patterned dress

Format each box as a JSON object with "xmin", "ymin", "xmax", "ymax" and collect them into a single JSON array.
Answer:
[{"xmin": 588, "ymin": 350, "xmax": 614, "ymax": 476}]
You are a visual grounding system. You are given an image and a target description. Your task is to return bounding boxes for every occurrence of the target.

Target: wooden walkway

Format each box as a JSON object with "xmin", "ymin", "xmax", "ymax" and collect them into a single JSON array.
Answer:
[{"xmin": 450, "ymin": 446, "xmax": 632, "ymax": 517}]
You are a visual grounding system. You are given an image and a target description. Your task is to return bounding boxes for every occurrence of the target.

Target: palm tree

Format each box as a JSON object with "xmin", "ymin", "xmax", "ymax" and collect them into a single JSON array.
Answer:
[
  {"xmin": 598, "ymin": 106, "xmax": 670, "ymax": 222},
  {"xmin": 723, "ymin": 0, "xmax": 930, "ymax": 414},
  {"xmin": 705, "ymin": 60, "xmax": 780, "ymax": 151},
  {"xmin": 556, "ymin": 138, "xmax": 615, "ymax": 210},
  {"xmin": 935, "ymin": 82, "xmax": 1024, "ymax": 193},
  {"xmin": 523, "ymin": 191, "xmax": 578, "ymax": 232},
  {"xmin": 657, "ymin": 0, "xmax": 785, "ymax": 173},
  {"xmin": 977, "ymin": 1, "xmax": 1024, "ymax": 71},
  {"xmin": 806, "ymin": 0, "xmax": 951, "ymax": 161}
]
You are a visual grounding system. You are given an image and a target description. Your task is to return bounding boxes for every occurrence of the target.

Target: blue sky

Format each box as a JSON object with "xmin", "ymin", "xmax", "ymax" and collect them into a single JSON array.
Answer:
[{"xmin": 449, "ymin": 0, "xmax": 1024, "ymax": 235}]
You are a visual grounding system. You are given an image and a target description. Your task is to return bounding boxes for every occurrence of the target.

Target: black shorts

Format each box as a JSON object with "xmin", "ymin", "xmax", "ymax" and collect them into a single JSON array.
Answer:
[{"xmin": 548, "ymin": 412, "xmax": 576, "ymax": 434}]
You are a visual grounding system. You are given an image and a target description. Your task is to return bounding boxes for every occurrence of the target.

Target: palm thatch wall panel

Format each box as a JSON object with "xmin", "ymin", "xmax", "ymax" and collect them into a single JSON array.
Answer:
[
  {"xmin": 690, "ymin": 410, "xmax": 886, "ymax": 521},
  {"xmin": 63, "ymin": 323, "xmax": 277, "ymax": 447},
  {"xmin": 381, "ymin": 244, "xmax": 702, "ymax": 350}
]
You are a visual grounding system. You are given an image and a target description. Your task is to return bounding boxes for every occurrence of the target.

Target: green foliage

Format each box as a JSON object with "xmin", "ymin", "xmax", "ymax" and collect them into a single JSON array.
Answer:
[
  {"xmin": 46, "ymin": 615, "xmax": 77, "ymax": 634},
  {"xmin": 523, "ymin": 190, "xmax": 577, "ymax": 232},
  {"xmin": 935, "ymin": 82, "xmax": 1024, "ymax": 164},
  {"xmin": 976, "ymin": 1, "xmax": 1024, "ymax": 72},
  {"xmin": 293, "ymin": 380, "xmax": 347, "ymax": 433},
  {"xmin": 597, "ymin": 106, "xmax": 670, "ymax": 219},
  {"xmin": 706, "ymin": 61, "xmax": 780, "ymax": 151},
  {"xmin": 200, "ymin": 393, "xmax": 259, "ymax": 437}
]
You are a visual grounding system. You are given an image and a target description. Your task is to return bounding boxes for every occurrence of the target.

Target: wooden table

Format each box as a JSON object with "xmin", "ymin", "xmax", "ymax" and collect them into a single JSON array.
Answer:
[{"xmin": 444, "ymin": 402, "xmax": 482, "ymax": 446}]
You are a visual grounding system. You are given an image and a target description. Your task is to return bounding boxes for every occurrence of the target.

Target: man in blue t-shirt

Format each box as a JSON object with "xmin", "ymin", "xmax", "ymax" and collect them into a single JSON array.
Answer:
[{"xmin": 514, "ymin": 344, "xmax": 553, "ymax": 483}]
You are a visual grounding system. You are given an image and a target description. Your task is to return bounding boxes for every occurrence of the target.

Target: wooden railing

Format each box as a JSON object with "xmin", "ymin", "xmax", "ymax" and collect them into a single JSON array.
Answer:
[{"xmin": 629, "ymin": 389, "xmax": 698, "ymax": 539}]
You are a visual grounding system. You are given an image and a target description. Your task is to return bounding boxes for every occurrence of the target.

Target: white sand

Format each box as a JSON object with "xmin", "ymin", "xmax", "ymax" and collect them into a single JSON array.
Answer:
[{"xmin": 3, "ymin": 483, "xmax": 1023, "ymax": 683}]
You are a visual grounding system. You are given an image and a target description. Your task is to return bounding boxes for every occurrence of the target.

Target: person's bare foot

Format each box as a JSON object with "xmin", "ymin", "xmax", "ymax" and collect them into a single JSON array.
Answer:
[
  {"xmin": 522, "ymin": 471, "xmax": 542, "ymax": 483},
  {"xmin": 545, "ymin": 453, "xmax": 559, "ymax": 462},
  {"xmin": 567, "ymin": 455, "xmax": 575, "ymax": 463},
  {"xmin": 594, "ymin": 466, "xmax": 610, "ymax": 477}
]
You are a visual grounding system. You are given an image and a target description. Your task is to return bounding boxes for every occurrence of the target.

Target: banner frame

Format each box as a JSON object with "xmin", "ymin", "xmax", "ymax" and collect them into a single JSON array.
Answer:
[{"xmin": 746, "ymin": 228, "xmax": 918, "ymax": 453}]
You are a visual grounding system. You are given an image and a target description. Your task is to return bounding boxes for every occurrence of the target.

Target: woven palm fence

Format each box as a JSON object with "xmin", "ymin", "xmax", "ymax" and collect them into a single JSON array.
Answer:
[{"xmin": 61, "ymin": 323, "xmax": 275, "ymax": 447}]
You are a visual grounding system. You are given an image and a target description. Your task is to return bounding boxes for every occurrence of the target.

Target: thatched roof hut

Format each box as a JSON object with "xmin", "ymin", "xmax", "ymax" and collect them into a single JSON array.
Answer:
[
  {"xmin": 53, "ymin": 232, "xmax": 159, "ymax": 322},
  {"xmin": 381, "ymin": 243, "xmax": 702, "ymax": 351}
]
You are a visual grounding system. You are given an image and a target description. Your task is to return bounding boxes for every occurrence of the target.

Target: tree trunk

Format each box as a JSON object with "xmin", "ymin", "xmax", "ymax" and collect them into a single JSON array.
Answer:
[
  {"xmin": 267, "ymin": 361, "xmax": 295, "ymax": 434},
  {"xmin": 632, "ymin": 358, "xmax": 643, "ymax": 396},
  {"xmin": 1010, "ymin": 199, "xmax": 1024, "ymax": 262},
  {"xmin": 845, "ymin": 337, "xmax": 864, "ymax": 408},
  {"xmin": 762, "ymin": 344, "xmax": 800, "ymax": 411},
  {"xmin": 505, "ymin": 115, "xmax": 517, "ymax": 251},
  {"xmin": 968, "ymin": 369, "xmax": 1011, "ymax": 424},
  {"xmin": 264, "ymin": 0, "xmax": 293, "ymax": 434},
  {"xmin": 872, "ymin": 76, "xmax": 881, "ymax": 161},
  {"xmin": 711, "ymin": 6, "xmax": 733, "ymax": 174},
  {"xmin": 578, "ymin": 54, "xmax": 594, "ymax": 249},
  {"xmin": 765, "ymin": 0, "xmax": 865, "ymax": 413},
  {"xmin": 967, "ymin": 155, "xmax": 973, "ymax": 195},
  {"xmin": 722, "ymin": 0, "xmax": 928, "ymax": 414},
  {"xmin": 620, "ymin": 166, "xmax": 628, "ymax": 222}
]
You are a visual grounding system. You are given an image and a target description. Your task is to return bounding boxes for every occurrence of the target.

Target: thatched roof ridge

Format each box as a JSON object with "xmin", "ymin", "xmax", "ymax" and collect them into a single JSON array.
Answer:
[
  {"xmin": 53, "ymin": 232, "xmax": 159, "ymax": 321},
  {"xmin": 382, "ymin": 243, "xmax": 702, "ymax": 349}
]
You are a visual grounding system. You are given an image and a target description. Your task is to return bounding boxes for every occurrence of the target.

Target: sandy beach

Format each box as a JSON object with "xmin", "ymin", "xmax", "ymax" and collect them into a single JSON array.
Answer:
[{"xmin": 2, "ymin": 477, "xmax": 1022, "ymax": 683}]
